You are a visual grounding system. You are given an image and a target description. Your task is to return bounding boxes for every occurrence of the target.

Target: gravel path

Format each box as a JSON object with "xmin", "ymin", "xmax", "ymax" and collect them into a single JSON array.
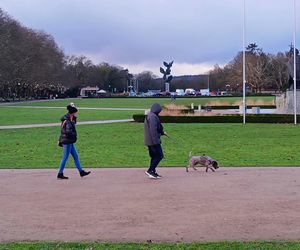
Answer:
[
  {"xmin": 1, "ymin": 167, "xmax": 300, "ymax": 242},
  {"xmin": 0, "ymin": 119, "xmax": 134, "ymax": 129},
  {"xmin": 0, "ymin": 105, "xmax": 145, "ymax": 111}
]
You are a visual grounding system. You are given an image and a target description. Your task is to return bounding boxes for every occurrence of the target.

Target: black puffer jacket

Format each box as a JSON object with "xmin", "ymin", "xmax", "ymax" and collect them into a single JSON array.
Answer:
[{"xmin": 59, "ymin": 113, "xmax": 77, "ymax": 144}]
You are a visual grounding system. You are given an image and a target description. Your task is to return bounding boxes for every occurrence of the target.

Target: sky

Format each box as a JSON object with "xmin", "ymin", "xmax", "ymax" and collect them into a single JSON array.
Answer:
[{"xmin": 0, "ymin": 0, "xmax": 299, "ymax": 76}]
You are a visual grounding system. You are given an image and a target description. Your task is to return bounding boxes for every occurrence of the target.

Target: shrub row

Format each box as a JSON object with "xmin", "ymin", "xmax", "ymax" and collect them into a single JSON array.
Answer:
[
  {"xmin": 81, "ymin": 93, "xmax": 274, "ymax": 99},
  {"xmin": 193, "ymin": 105, "xmax": 276, "ymax": 110},
  {"xmin": 133, "ymin": 114, "xmax": 300, "ymax": 123}
]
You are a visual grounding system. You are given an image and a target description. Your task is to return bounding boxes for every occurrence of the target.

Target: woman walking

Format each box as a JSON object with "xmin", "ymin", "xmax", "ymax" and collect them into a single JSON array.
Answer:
[{"xmin": 57, "ymin": 103, "xmax": 90, "ymax": 179}]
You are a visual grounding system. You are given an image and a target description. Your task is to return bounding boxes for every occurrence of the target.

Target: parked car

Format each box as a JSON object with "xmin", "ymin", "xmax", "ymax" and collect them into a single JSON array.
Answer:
[
  {"xmin": 185, "ymin": 88, "xmax": 196, "ymax": 96},
  {"xmin": 161, "ymin": 91, "xmax": 171, "ymax": 96}
]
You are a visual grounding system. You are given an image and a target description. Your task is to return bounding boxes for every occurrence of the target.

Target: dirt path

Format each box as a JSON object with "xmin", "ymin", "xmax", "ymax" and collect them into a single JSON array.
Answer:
[
  {"xmin": 1, "ymin": 167, "xmax": 300, "ymax": 242},
  {"xmin": 0, "ymin": 119, "xmax": 134, "ymax": 129},
  {"xmin": 0, "ymin": 105, "xmax": 145, "ymax": 111}
]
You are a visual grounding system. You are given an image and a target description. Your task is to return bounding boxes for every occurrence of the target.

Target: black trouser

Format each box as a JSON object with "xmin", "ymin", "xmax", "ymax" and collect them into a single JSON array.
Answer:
[{"xmin": 148, "ymin": 144, "xmax": 164, "ymax": 173}]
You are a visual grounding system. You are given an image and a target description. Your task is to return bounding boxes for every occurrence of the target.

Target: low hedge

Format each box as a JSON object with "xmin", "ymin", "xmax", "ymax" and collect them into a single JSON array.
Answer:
[
  {"xmin": 133, "ymin": 114, "xmax": 300, "ymax": 123},
  {"xmin": 193, "ymin": 105, "xmax": 276, "ymax": 110}
]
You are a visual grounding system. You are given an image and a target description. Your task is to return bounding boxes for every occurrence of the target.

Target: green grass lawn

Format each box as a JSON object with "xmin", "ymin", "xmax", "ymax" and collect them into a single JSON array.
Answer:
[
  {"xmin": 1, "ymin": 241, "xmax": 300, "ymax": 250},
  {"xmin": 0, "ymin": 96, "xmax": 274, "ymax": 125},
  {"xmin": 0, "ymin": 107, "xmax": 137, "ymax": 125},
  {"xmin": 2, "ymin": 96, "xmax": 275, "ymax": 109},
  {"xmin": 0, "ymin": 123, "xmax": 299, "ymax": 168}
]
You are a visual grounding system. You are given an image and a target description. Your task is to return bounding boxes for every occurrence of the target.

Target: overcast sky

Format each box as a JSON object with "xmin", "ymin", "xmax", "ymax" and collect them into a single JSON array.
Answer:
[{"xmin": 0, "ymin": 0, "xmax": 299, "ymax": 76}]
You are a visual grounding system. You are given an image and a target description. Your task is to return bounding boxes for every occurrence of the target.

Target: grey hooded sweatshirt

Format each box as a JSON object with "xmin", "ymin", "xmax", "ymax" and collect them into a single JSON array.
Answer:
[{"xmin": 144, "ymin": 103, "xmax": 164, "ymax": 146}]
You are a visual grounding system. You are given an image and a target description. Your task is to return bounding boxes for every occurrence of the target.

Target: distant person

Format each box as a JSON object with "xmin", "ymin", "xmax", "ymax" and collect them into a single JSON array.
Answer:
[
  {"xmin": 57, "ymin": 103, "xmax": 91, "ymax": 179},
  {"xmin": 171, "ymin": 94, "xmax": 176, "ymax": 102},
  {"xmin": 144, "ymin": 103, "xmax": 166, "ymax": 179}
]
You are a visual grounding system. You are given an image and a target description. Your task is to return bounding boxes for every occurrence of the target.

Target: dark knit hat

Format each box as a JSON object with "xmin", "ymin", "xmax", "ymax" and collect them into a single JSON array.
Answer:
[{"xmin": 67, "ymin": 103, "xmax": 78, "ymax": 114}]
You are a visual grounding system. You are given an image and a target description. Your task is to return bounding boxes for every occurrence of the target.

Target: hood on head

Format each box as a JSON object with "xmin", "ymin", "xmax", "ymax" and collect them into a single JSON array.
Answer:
[{"xmin": 150, "ymin": 103, "xmax": 162, "ymax": 114}]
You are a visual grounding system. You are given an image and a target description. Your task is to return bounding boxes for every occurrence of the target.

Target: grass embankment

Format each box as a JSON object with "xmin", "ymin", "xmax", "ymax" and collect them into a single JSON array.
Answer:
[
  {"xmin": 3, "ymin": 96, "xmax": 274, "ymax": 109},
  {"xmin": 0, "ymin": 96, "xmax": 274, "ymax": 125},
  {"xmin": 1, "ymin": 241, "xmax": 300, "ymax": 250},
  {"xmin": 0, "ymin": 123, "xmax": 299, "ymax": 168}
]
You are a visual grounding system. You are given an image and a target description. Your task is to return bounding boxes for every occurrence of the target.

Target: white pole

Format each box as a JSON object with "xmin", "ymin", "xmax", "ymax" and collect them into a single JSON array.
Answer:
[
  {"xmin": 293, "ymin": 0, "xmax": 297, "ymax": 124},
  {"xmin": 208, "ymin": 74, "xmax": 210, "ymax": 90},
  {"xmin": 242, "ymin": 0, "xmax": 246, "ymax": 124}
]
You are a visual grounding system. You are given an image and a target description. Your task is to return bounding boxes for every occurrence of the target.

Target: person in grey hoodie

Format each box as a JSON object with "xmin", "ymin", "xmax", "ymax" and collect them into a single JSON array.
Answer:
[{"xmin": 144, "ymin": 103, "xmax": 166, "ymax": 179}]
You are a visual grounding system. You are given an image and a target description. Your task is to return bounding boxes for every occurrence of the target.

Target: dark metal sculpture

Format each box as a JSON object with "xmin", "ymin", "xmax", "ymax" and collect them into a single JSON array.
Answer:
[{"xmin": 160, "ymin": 61, "xmax": 174, "ymax": 91}]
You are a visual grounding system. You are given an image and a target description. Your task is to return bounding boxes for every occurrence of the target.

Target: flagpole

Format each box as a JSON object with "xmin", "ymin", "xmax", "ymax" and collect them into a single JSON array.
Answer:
[
  {"xmin": 243, "ymin": 0, "xmax": 246, "ymax": 124},
  {"xmin": 293, "ymin": 0, "xmax": 297, "ymax": 124}
]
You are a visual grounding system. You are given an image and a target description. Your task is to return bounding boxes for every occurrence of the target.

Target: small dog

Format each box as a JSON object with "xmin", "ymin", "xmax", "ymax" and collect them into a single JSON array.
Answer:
[{"xmin": 186, "ymin": 152, "xmax": 219, "ymax": 172}]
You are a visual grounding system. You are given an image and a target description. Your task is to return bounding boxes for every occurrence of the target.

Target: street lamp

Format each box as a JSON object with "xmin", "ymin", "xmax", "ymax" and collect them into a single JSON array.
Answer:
[
  {"xmin": 17, "ymin": 82, "xmax": 21, "ymax": 101},
  {"xmin": 293, "ymin": 0, "xmax": 297, "ymax": 124}
]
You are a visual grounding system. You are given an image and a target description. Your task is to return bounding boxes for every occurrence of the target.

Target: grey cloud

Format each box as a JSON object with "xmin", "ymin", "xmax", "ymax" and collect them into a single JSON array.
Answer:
[{"xmin": 0, "ymin": 0, "xmax": 299, "ymax": 68}]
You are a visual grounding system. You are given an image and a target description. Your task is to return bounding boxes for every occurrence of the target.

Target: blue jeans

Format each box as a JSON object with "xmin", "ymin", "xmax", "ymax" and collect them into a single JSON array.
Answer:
[
  {"xmin": 148, "ymin": 144, "xmax": 164, "ymax": 173},
  {"xmin": 58, "ymin": 144, "xmax": 83, "ymax": 174}
]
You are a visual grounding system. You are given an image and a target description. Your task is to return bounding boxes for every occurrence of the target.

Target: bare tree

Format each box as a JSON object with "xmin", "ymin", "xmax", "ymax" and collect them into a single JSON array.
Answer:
[
  {"xmin": 0, "ymin": 8, "xmax": 64, "ymax": 99},
  {"xmin": 268, "ymin": 53, "xmax": 289, "ymax": 92},
  {"xmin": 136, "ymin": 71, "xmax": 158, "ymax": 92}
]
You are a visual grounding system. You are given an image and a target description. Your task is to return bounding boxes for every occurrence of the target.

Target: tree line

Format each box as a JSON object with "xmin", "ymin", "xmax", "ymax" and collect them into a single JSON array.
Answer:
[
  {"xmin": 209, "ymin": 43, "xmax": 297, "ymax": 93},
  {"xmin": 136, "ymin": 43, "xmax": 296, "ymax": 94},
  {"xmin": 0, "ymin": 8, "xmax": 133, "ymax": 99},
  {"xmin": 0, "ymin": 8, "xmax": 297, "ymax": 100}
]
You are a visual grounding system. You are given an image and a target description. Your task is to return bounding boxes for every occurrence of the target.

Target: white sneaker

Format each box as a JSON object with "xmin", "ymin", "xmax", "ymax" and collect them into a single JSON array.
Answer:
[
  {"xmin": 145, "ymin": 171, "xmax": 157, "ymax": 179},
  {"xmin": 155, "ymin": 172, "xmax": 162, "ymax": 179}
]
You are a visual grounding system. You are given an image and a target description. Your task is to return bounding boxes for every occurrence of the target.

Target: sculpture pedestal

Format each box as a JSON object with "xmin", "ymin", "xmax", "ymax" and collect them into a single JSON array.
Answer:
[
  {"xmin": 165, "ymin": 82, "xmax": 169, "ymax": 92},
  {"xmin": 276, "ymin": 90, "xmax": 300, "ymax": 114}
]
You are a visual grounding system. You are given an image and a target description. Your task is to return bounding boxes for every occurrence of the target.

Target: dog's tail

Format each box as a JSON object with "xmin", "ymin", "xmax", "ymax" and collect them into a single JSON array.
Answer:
[{"xmin": 186, "ymin": 151, "xmax": 193, "ymax": 172}]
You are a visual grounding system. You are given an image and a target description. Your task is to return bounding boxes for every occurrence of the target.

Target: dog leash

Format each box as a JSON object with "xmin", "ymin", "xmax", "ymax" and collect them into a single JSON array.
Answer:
[
  {"xmin": 164, "ymin": 133, "xmax": 186, "ymax": 145},
  {"xmin": 164, "ymin": 134, "xmax": 179, "ymax": 144}
]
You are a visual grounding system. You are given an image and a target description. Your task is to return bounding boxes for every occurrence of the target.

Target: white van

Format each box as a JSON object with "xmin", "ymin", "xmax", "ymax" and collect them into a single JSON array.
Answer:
[
  {"xmin": 200, "ymin": 89, "xmax": 210, "ymax": 96},
  {"xmin": 175, "ymin": 89, "xmax": 185, "ymax": 96},
  {"xmin": 184, "ymin": 88, "xmax": 196, "ymax": 95}
]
